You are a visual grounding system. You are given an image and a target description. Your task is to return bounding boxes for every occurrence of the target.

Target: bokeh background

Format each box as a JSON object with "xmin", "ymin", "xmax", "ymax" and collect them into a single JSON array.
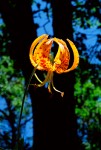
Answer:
[{"xmin": 0, "ymin": 0, "xmax": 101, "ymax": 149}]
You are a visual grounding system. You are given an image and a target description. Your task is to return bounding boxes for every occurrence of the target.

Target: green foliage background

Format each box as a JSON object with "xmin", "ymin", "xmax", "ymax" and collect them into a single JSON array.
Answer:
[{"xmin": 0, "ymin": 24, "xmax": 32, "ymax": 149}]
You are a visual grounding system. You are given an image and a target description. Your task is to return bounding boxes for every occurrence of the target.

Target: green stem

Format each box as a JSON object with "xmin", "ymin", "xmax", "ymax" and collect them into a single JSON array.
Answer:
[{"xmin": 17, "ymin": 68, "xmax": 36, "ymax": 148}]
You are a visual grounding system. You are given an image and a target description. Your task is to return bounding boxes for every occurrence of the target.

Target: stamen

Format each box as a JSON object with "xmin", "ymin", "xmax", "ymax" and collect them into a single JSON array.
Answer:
[
  {"xmin": 34, "ymin": 73, "xmax": 43, "ymax": 83},
  {"xmin": 52, "ymin": 80, "xmax": 64, "ymax": 97},
  {"xmin": 48, "ymin": 82, "xmax": 52, "ymax": 94},
  {"xmin": 34, "ymin": 71, "xmax": 52, "ymax": 87}
]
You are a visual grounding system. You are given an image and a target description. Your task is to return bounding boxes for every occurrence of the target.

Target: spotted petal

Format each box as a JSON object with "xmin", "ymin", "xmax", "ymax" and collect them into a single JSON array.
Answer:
[
  {"xmin": 53, "ymin": 38, "xmax": 70, "ymax": 74},
  {"xmin": 63, "ymin": 39, "xmax": 79, "ymax": 73},
  {"xmin": 29, "ymin": 34, "xmax": 48, "ymax": 69}
]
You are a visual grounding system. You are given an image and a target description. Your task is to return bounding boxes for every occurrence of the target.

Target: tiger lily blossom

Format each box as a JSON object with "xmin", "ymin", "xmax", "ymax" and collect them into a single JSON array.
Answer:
[{"xmin": 29, "ymin": 34, "xmax": 79, "ymax": 97}]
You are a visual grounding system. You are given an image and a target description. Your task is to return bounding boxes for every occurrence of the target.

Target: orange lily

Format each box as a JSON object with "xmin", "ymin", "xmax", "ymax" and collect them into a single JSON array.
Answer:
[{"xmin": 29, "ymin": 34, "xmax": 79, "ymax": 97}]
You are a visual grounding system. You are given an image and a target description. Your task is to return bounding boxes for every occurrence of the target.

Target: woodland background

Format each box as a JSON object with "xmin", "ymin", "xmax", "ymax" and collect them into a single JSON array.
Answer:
[{"xmin": 0, "ymin": 0, "xmax": 101, "ymax": 149}]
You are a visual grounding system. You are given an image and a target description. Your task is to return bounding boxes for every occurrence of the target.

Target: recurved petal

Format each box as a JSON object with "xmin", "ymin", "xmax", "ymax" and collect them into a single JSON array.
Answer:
[
  {"xmin": 29, "ymin": 34, "xmax": 48, "ymax": 69},
  {"xmin": 64, "ymin": 39, "xmax": 79, "ymax": 73},
  {"xmin": 53, "ymin": 38, "xmax": 70, "ymax": 74},
  {"xmin": 33, "ymin": 37, "xmax": 53, "ymax": 71}
]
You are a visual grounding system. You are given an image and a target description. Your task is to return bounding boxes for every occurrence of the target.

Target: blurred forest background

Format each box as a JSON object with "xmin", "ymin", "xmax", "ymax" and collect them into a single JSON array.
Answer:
[{"xmin": 0, "ymin": 0, "xmax": 101, "ymax": 149}]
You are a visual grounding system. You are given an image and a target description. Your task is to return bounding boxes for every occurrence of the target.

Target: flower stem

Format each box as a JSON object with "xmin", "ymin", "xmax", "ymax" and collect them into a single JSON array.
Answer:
[{"xmin": 17, "ymin": 68, "xmax": 36, "ymax": 148}]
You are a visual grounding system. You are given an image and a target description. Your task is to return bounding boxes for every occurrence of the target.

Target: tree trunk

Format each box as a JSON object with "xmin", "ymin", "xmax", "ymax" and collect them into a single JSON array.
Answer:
[
  {"xmin": 49, "ymin": 0, "xmax": 84, "ymax": 149},
  {"xmin": 0, "ymin": 0, "xmax": 37, "ymax": 148}
]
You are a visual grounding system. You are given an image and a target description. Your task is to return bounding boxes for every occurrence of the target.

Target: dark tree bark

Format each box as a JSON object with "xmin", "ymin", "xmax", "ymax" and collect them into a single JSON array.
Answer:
[
  {"xmin": 0, "ymin": 0, "xmax": 84, "ymax": 149},
  {"xmin": 51, "ymin": 0, "xmax": 73, "ymax": 39},
  {"xmin": 0, "ymin": 0, "xmax": 37, "ymax": 148},
  {"xmin": 49, "ymin": 0, "xmax": 84, "ymax": 149},
  {"xmin": 0, "ymin": 0, "xmax": 36, "ymax": 72}
]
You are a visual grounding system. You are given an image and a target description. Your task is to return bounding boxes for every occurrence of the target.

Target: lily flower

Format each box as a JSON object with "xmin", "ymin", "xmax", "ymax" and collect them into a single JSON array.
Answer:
[{"xmin": 29, "ymin": 34, "xmax": 79, "ymax": 97}]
